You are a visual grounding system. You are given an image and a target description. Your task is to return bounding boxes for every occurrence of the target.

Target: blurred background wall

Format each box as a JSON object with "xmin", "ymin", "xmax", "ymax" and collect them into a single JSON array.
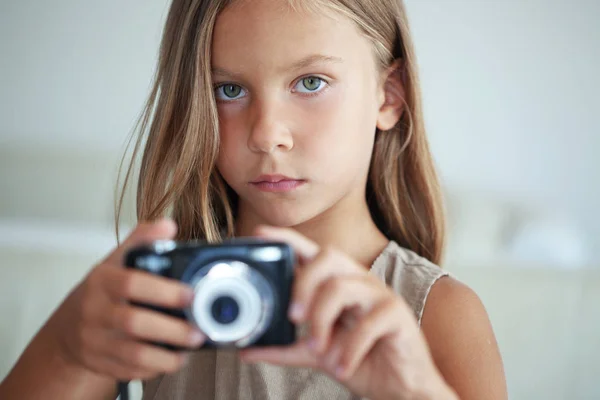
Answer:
[{"xmin": 0, "ymin": 1, "xmax": 599, "ymax": 399}]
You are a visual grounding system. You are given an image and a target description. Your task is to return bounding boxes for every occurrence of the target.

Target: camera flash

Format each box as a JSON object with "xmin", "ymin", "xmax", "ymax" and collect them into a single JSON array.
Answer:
[{"xmin": 250, "ymin": 246, "xmax": 283, "ymax": 262}]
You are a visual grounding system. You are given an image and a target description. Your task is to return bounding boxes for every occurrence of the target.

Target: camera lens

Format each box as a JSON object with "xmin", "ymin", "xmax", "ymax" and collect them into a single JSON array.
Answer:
[
  {"xmin": 187, "ymin": 261, "xmax": 276, "ymax": 346},
  {"xmin": 211, "ymin": 296, "xmax": 239, "ymax": 324}
]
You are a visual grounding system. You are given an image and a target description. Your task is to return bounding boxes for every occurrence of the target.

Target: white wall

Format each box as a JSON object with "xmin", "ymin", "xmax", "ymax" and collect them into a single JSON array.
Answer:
[
  {"xmin": 405, "ymin": 0, "xmax": 600, "ymax": 258},
  {"xmin": 0, "ymin": 0, "xmax": 169, "ymax": 152},
  {"xmin": 0, "ymin": 0, "xmax": 599, "ymax": 260}
]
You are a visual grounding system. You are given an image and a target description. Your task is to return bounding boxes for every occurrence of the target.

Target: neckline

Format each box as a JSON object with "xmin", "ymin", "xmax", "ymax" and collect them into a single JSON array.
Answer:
[{"xmin": 369, "ymin": 240, "xmax": 396, "ymax": 271}]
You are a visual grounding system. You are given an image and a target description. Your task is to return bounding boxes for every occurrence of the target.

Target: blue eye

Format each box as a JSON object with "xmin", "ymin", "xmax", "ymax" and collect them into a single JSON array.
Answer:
[
  {"xmin": 215, "ymin": 84, "xmax": 246, "ymax": 100},
  {"xmin": 294, "ymin": 76, "xmax": 327, "ymax": 93}
]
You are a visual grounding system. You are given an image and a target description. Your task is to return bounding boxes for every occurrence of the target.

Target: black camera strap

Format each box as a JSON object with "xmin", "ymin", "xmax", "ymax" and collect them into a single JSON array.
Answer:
[{"xmin": 117, "ymin": 381, "xmax": 129, "ymax": 400}]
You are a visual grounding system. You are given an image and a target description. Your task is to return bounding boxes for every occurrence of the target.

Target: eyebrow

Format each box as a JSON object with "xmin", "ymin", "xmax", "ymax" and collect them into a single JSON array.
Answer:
[
  {"xmin": 287, "ymin": 54, "xmax": 344, "ymax": 71},
  {"xmin": 212, "ymin": 54, "xmax": 344, "ymax": 78}
]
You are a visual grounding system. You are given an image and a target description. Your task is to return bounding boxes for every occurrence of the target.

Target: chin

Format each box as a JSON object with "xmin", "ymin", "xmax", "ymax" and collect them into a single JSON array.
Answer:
[
  {"xmin": 253, "ymin": 203, "xmax": 321, "ymax": 229},
  {"xmin": 258, "ymin": 211, "xmax": 310, "ymax": 228}
]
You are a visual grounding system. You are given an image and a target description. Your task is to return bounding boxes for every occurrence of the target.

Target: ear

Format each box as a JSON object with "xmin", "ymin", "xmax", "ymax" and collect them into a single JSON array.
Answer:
[{"xmin": 376, "ymin": 60, "xmax": 406, "ymax": 131}]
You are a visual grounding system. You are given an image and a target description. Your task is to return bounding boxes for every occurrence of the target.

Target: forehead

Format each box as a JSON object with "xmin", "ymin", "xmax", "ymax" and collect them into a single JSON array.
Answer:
[
  {"xmin": 211, "ymin": 0, "xmax": 373, "ymax": 72},
  {"xmin": 226, "ymin": 0, "xmax": 335, "ymax": 18}
]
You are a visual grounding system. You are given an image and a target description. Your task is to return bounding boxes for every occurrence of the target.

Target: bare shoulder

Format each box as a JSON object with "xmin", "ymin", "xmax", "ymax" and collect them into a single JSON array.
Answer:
[{"xmin": 421, "ymin": 276, "xmax": 508, "ymax": 400}]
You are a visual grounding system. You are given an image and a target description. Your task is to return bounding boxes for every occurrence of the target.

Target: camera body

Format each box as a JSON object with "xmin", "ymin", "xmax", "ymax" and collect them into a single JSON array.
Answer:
[{"xmin": 125, "ymin": 239, "xmax": 296, "ymax": 349}]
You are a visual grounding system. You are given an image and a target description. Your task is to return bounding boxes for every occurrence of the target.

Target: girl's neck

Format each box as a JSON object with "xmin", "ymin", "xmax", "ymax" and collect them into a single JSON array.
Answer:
[{"xmin": 235, "ymin": 196, "xmax": 390, "ymax": 269}]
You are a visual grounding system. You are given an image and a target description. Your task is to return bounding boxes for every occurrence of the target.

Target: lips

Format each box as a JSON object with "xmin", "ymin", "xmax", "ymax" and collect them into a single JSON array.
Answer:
[
  {"xmin": 251, "ymin": 174, "xmax": 297, "ymax": 184},
  {"xmin": 250, "ymin": 174, "xmax": 305, "ymax": 193}
]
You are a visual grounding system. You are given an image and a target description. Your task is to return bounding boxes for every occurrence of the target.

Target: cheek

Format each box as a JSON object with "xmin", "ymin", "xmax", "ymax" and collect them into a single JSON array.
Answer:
[
  {"xmin": 300, "ymin": 85, "xmax": 378, "ymax": 166},
  {"xmin": 218, "ymin": 106, "xmax": 244, "ymax": 146},
  {"xmin": 216, "ymin": 107, "xmax": 246, "ymax": 166},
  {"xmin": 297, "ymin": 89, "xmax": 355, "ymax": 146}
]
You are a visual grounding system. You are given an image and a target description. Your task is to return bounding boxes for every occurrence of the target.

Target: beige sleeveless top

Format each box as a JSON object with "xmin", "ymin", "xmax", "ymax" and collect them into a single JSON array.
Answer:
[{"xmin": 142, "ymin": 241, "xmax": 449, "ymax": 400}]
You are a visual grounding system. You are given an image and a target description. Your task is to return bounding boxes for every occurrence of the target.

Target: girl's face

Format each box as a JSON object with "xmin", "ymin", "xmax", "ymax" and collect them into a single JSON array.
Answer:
[{"xmin": 213, "ymin": 0, "xmax": 388, "ymax": 228}]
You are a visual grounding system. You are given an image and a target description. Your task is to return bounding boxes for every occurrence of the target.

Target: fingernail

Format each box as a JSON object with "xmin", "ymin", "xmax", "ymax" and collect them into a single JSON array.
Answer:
[
  {"xmin": 239, "ymin": 351, "xmax": 257, "ymax": 364},
  {"xmin": 335, "ymin": 366, "xmax": 345, "ymax": 379},
  {"xmin": 289, "ymin": 303, "xmax": 304, "ymax": 321},
  {"xmin": 183, "ymin": 288, "xmax": 195, "ymax": 304},
  {"xmin": 324, "ymin": 345, "xmax": 340, "ymax": 371},
  {"xmin": 254, "ymin": 225, "xmax": 270, "ymax": 235},
  {"xmin": 308, "ymin": 337, "xmax": 318, "ymax": 351},
  {"xmin": 178, "ymin": 354, "xmax": 188, "ymax": 367},
  {"xmin": 189, "ymin": 330, "xmax": 205, "ymax": 345}
]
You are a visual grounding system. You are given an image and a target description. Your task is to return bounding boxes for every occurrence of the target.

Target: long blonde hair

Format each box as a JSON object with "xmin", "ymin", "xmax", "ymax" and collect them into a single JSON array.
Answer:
[{"xmin": 115, "ymin": 0, "xmax": 446, "ymax": 265}]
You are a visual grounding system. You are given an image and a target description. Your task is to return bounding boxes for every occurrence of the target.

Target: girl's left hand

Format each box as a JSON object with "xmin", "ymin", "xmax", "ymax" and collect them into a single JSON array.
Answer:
[{"xmin": 239, "ymin": 226, "xmax": 457, "ymax": 400}]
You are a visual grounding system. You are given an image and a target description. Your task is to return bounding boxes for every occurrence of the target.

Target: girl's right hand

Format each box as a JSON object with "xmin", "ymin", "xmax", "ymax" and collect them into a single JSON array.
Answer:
[{"xmin": 47, "ymin": 218, "xmax": 205, "ymax": 381}]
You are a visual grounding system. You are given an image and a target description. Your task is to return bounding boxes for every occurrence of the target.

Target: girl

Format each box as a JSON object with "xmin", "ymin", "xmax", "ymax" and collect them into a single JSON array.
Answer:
[{"xmin": 0, "ymin": 0, "xmax": 507, "ymax": 399}]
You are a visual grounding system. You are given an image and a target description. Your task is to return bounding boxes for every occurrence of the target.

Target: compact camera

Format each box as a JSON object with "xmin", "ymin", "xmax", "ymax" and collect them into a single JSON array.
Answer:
[{"xmin": 125, "ymin": 239, "xmax": 296, "ymax": 349}]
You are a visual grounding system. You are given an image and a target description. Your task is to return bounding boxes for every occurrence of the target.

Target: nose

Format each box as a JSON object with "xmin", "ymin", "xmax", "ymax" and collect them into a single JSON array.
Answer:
[{"xmin": 247, "ymin": 100, "xmax": 294, "ymax": 154}]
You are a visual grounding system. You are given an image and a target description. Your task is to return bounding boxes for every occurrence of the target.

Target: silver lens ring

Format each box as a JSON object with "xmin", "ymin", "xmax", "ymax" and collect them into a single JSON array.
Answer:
[{"xmin": 185, "ymin": 260, "xmax": 275, "ymax": 347}]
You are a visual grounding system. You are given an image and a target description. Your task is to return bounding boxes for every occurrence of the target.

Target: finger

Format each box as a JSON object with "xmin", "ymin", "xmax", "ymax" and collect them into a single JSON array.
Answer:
[
  {"xmin": 102, "ymin": 266, "xmax": 194, "ymax": 308},
  {"xmin": 253, "ymin": 226, "xmax": 319, "ymax": 264},
  {"xmin": 239, "ymin": 339, "xmax": 319, "ymax": 369},
  {"xmin": 104, "ymin": 218, "xmax": 178, "ymax": 266},
  {"xmin": 89, "ymin": 354, "xmax": 159, "ymax": 381},
  {"xmin": 103, "ymin": 335, "xmax": 188, "ymax": 374},
  {"xmin": 333, "ymin": 298, "xmax": 411, "ymax": 380},
  {"xmin": 105, "ymin": 304, "xmax": 205, "ymax": 349},
  {"xmin": 80, "ymin": 327, "xmax": 184, "ymax": 380},
  {"xmin": 308, "ymin": 277, "xmax": 385, "ymax": 353},
  {"xmin": 289, "ymin": 250, "xmax": 367, "ymax": 323},
  {"xmin": 316, "ymin": 328, "xmax": 348, "ymax": 379}
]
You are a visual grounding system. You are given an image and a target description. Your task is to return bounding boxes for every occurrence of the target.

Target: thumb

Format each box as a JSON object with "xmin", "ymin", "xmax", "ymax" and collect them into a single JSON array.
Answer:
[
  {"xmin": 253, "ymin": 225, "xmax": 320, "ymax": 265},
  {"xmin": 104, "ymin": 217, "xmax": 178, "ymax": 266}
]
